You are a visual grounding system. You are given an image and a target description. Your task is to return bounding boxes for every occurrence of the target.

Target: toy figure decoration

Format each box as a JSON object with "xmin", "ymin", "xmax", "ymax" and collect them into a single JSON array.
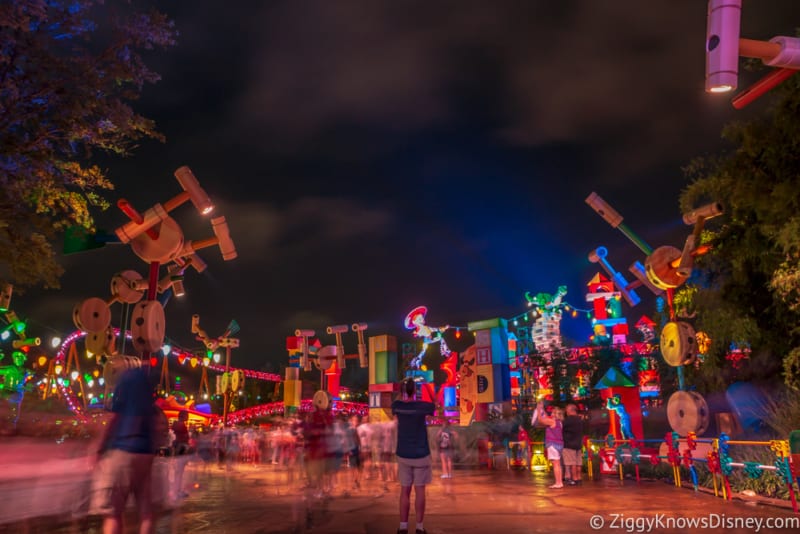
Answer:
[
  {"xmin": 525, "ymin": 286, "xmax": 568, "ymax": 353},
  {"xmin": 606, "ymin": 394, "xmax": 634, "ymax": 440},
  {"xmin": 404, "ymin": 306, "xmax": 450, "ymax": 369},
  {"xmin": 525, "ymin": 285, "xmax": 568, "ymax": 311},
  {"xmin": 0, "ymin": 350, "xmax": 31, "ymax": 428}
]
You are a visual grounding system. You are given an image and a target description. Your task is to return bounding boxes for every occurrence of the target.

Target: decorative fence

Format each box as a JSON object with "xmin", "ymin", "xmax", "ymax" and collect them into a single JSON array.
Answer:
[{"xmin": 584, "ymin": 432, "xmax": 798, "ymax": 514}]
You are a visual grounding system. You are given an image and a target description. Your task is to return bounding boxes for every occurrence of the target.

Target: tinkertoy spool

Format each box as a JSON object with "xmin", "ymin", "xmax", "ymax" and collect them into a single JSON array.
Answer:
[
  {"xmin": 660, "ymin": 321, "xmax": 698, "ymax": 367},
  {"xmin": 230, "ymin": 369, "xmax": 240, "ymax": 391},
  {"xmin": 130, "ymin": 300, "xmax": 166, "ymax": 353},
  {"xmin": 313, "ymin": 390, "xmax": 331, "ymax": 411},
  {"xmin": 667, "ymin": 390, "xmax": 709, "ymax": 436},
  {"xmin": 86, "ymin": 326, "xmax": 116, "ymax": 356},
  {"xmin": 644, "ymin": 246, "xmax": 689, "ymax": 290},
  {"xmin": 73, "ymin": 297, "xmax": 111, "ymax": 333},
  {"xmin": 130, "ymin": 216, "xmax": 185, "ymax": 264},
  {"xmin": 103, "ymin": 355, "xmax": 142, "ymax": 391},
  {"xmin": 110, "ymin": 270, "xmax": 145, "ymax": 304}
]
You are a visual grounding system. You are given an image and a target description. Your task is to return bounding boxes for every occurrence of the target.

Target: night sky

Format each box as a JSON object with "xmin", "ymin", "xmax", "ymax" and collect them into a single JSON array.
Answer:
[{"xmin": 21, "ymin": 1, "xmax": 798, "ymax": 374}]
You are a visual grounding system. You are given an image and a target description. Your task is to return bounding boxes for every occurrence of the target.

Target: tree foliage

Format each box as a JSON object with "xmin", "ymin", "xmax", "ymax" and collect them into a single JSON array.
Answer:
[
  {"xmin": 678, "ymin": 75, "xmax": 800, "ymax": 389},
  {"xmin": 0, "ymin": 0, "xmax": 176, "ymax": 289}
]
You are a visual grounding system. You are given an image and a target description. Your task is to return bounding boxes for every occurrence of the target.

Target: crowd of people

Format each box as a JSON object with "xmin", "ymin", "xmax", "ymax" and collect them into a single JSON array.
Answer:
[
  {"xmin": 183, "ymin": 414, "xmax": 411, "ymax": 497},
  {"xmin": 91, "ymin": 367, "xmax": 585, "ymax": 534}
]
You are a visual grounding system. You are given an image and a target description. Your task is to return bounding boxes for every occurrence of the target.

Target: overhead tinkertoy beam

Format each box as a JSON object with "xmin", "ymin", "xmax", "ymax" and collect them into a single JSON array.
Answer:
[
  {"xmin": 705, "ymin": 0, "xmax": 800, "ymax": 108},
  {"xmin": 585, "ymin": 193, "xmax": 722, "ymax": 292}
]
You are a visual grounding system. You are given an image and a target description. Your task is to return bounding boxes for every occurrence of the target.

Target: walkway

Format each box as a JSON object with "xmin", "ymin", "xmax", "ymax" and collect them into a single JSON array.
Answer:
[{"xmin": 4, "ymin": 462, "xmax": 798, "ymax": 533}]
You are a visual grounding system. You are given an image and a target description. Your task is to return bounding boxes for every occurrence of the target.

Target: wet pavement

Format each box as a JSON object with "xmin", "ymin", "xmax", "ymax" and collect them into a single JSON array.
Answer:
[{"xmin": 3, "ymin": 461, "xmax": 798, "ymax": 534}]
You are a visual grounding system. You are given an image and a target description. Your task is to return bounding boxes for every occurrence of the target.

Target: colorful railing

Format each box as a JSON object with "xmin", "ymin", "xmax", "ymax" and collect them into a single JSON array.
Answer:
[{"xmin": 583, "ymin": 432, "xmax": 798, "ymax": 514}]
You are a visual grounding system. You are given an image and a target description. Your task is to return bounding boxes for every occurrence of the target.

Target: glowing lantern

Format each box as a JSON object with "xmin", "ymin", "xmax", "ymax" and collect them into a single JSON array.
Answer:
[
  {"xmin": 696, "ymin": 331, "xmax": 712, "ymax": 355},
  {"xmin": 190, "ymin": 357, "xmax": 198, "ymax": 368},
  {"xmin": 149, "ymin": 357, "xmax": 158, "ymax": 367},
  {"xmin": 37, "ymin": 355, "xmax": 47, "ymax": 366}
]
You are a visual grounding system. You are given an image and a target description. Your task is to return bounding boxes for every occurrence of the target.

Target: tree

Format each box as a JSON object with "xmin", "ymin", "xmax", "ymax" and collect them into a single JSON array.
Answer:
[
  {"xmin": 678, "ymin": 75, "xmax": 800, "ymax": 389},
  {"xmin": 0, "ymin": 0, "xmax": 176, "ymax": 289}
]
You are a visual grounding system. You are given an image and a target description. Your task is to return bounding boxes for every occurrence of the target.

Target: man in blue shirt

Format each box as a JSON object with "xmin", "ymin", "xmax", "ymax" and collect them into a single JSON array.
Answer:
[
  {"xmin": 391, "ymin": 378, "xmax": 435, "ymax": 534},
  {"xmin": 92, "ymin": 366, "xmax": 159, "ymax": 534}
]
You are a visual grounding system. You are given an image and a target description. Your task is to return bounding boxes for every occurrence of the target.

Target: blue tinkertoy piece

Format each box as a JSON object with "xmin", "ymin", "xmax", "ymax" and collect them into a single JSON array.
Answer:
[
  {"xmin": 775, "ymin": 457, "xmax": 793, "ymax": 485},
  {"xmin": 718, "ymin": 433, "xmax": 733, "ymax": 476},
  {"xmin": 743, "ymin": 461, "xmax": 762, "ymax": 479}
]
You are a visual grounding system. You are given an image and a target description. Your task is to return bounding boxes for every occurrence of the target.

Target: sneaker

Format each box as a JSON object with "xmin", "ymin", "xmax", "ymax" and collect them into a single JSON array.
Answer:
[
  {"xmin": 566, "ymin": 479, "xmax": 577, "ymax": 486},
  {"xmin": 440, "ymin": 474, "xmax": 449, "ymax": 478}
]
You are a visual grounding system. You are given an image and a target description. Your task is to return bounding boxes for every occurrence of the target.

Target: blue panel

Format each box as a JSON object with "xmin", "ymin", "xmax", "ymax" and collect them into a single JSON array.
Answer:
[
  {"xmin": 490, "ymin": 327, "xmax": 509, "ymax": 364},
  {"xmin": 492, "ymin": 364, "xmax": 511, "ymax": 402},
  {"xmin": 443, "ymin": 386, "xmax": 457, "ymax": 408}
]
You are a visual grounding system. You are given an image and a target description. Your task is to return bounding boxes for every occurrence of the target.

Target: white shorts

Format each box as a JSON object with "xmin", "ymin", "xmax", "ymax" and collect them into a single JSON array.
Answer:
[{"xmin": 546, "ymin": 445, "xmax": 562, "ymax": 461}]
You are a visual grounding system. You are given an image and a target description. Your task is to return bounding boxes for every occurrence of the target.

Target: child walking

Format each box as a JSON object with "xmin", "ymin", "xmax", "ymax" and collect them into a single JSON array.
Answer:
[{"xmin": 533, "ymin": 403, "xmax": 565, "ymax": 489}]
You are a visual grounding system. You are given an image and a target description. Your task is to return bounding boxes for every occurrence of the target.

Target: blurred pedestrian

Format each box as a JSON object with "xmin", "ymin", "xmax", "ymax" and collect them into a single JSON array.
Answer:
[
  {"xmin": 436, "ymin": 419, "xmax": 455, "ymax": 479},
  {"xmin": 347, "ymin": 415, "xmax": 363, "ymax": 490},
  {"xmin": 382, "ymin": 419, "xmax": 398, "ymax": 486},
  {"xmin": 305, "ymin": 392, "xmax": 333, "ymax": 499},
  {"xmin": 172, "ymin": 410, "xmax": 190, "ymax": 456},
  {"xmin": 562, "ymin": 404, "xmax": 584, "ymax": 485},
  {"xmin": 91, "ymin": 366, "xmax": 158, "ymax": 534}
]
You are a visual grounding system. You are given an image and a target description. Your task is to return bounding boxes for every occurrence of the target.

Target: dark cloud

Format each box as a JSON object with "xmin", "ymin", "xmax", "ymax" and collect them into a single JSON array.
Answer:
[
  {"xmin": 216, "ymin": 196, "xmax": 394, "ymax": 267},
  {"xmin": 17, "ymin": 0, "xmax": 799, "ymax": 372}
]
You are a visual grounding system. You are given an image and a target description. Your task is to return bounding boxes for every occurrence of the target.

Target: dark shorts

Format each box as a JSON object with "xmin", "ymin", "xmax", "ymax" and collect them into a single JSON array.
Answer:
[
  {"xmin": 349, "ymin": 448, "xmax": 361, "ymax": 468},
  {"xmin": 562, "ymin": 448, "xmax": 581, "ymax": 466}
]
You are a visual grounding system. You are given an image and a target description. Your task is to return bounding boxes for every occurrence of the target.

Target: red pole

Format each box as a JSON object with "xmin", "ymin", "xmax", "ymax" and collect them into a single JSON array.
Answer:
[
  {"xmin": 147, "ymin": 261, "xmax": 160, "ymax": 301},
  {"xmin": 142, "ymin": 261, "xmax": 160, "ymax": 366},
  {"xmin": 117, "ymin": 199, "xmax": 159, "ymax": 240},
  {"xmin": 732, "ymin": 68, "xmax": 798, "ymax": 109}
]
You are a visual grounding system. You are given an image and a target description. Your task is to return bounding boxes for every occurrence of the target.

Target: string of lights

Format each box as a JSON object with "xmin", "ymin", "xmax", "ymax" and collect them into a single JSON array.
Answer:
[{"xmin": 446, "ymin": 296, "xmax": 597, "ymax": 338}]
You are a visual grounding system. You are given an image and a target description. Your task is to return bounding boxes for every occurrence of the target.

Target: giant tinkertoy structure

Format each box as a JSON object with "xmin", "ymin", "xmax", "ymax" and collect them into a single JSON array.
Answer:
[
  {"xmin": 286, "ymin": 323, "xmax": 370, "ymax": 416},
  {"xmin": 70, "ymin": 166, "xmax": 237, "ymax": 401},
  {"xmin": 586, "ymin": 192, "xmax": 722, "ymax": 438}
]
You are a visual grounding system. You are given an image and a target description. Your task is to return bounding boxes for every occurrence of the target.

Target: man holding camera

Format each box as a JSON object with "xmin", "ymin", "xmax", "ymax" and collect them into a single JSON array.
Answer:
[{"xmin": 391, "ymin": 377, "xmax": 435, "ymax": 534}]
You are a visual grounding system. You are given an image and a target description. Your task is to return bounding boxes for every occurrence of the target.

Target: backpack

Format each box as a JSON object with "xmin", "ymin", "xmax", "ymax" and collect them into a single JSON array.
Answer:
[{"xmin": 439, "ymin": 430, "xmax": 451, "ymax": 449}]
